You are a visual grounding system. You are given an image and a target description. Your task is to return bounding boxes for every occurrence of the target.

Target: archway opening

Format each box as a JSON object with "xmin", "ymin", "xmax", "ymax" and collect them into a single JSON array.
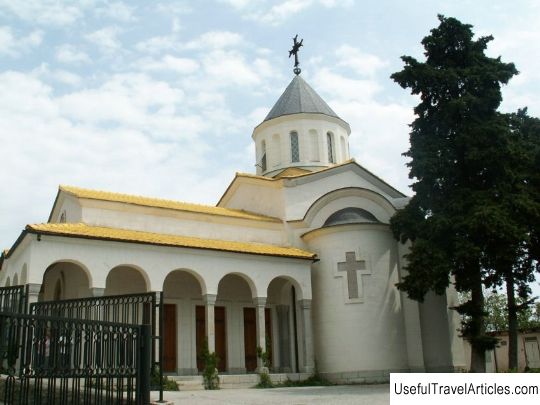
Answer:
[
  {"xmin": 105, "ymin": 265, "xmax": 148, "ymax": 296},
  {"xmin": 267, "ymin": 277, "xmax": 303, "ymax": 373},
  {"xmin": 216, "ymin": 273, "xmax": 256, "ymax": 373},
  {"xmin": 162, "ymin": 270, "xmax": 204, "ymax": 375},
  {"xmin": 40, "ymin": 261, "xmax": 91, "ymax": 301}
]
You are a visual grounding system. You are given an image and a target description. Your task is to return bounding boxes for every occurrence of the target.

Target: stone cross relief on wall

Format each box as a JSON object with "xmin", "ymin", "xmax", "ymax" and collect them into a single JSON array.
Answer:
[{"xmin": 337, "ymin": 251, "xmax": 371, "ymax": 302}]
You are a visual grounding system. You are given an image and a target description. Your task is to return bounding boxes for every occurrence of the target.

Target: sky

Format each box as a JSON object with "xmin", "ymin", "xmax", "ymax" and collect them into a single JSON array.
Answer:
[{"xmin": 1, "ymin": 0, "xmax": 539, "ymax": 289}]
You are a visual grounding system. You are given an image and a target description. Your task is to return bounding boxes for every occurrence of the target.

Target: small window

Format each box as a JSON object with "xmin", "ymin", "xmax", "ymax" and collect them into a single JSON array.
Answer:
[
  {"xmin": 290, "ymin": 131, "xmax": 299, "ymax": 163},
  {"xmin": 327, "ymin": 132, "xmax": 335, "ymax": 163},
  {"xmin": 60, "ymin": 211, "xmax": 66, "ymax": 223},
  {"xmin": 272, "ymin": 134, "xmax": 281, "ymax": 166},
  {"xmin": 340, "ymin": 136, "xmax": 347, "ymax": 160},
  {"xmin": 309, "ymin": 130, "xmax": 319, "ymax": 161},
  {"xmin": 261, "ymin": 141, "xmax": 267, "ymax": 172}
]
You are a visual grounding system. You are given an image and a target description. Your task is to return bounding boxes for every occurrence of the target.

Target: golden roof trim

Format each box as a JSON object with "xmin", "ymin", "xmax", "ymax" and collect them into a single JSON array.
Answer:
[
  {"xmin": 59, "ymin": 185, "xmax": 280, "ymax": 223},
  {"xmin": 27, "ymin": 223, "xmax": 316, "ymax": 260}
]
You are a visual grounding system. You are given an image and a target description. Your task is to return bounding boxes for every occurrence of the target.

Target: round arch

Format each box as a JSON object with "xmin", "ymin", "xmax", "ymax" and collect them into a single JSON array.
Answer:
[
  {"xmin": 302, "ymin": 187, "xmax": 397, "ymax": 229},
  {"xmin": 217, "ymin": 272, "xmax": 258, "ymax": 299},
  {"xmin": 20, "ymin": 264, "xmax": 28, "ymax": 285},
  {"xmin": 163, "ymin": 268, "xmax": 206, "ymax": 298},
  {"xmin": 41, "ymin": 260, "xmax": 92, "ymax": 300},
  {"xmin": 105, "ymin": 265, "xmax": 150, "ymax": 296},
  {"xmin": 266, "ymin": 275, "xmax": 304, "ymax": 302},
  {"xmin": 12, "ymin": 273, "xmax": 19, "ymax": 286}
]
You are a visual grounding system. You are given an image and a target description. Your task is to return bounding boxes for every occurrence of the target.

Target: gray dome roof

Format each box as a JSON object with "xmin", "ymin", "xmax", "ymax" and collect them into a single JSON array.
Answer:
[
  {"xmin": 264, "ymin": 75, "xmax": 341, "ymax": 122},
  {"xmin": 323, "ymin": 207, "xmax": 379, "ymax": 227}
]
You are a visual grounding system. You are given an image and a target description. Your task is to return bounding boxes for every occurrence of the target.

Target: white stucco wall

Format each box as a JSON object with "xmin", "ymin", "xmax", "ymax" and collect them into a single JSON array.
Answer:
[
  {"xmin": 77, "ymin": 199, "xmax": 286, "ymax": 245},
  {"xmin": 304, "ymin": 224, "xmax": 410, "ymax": 375}
]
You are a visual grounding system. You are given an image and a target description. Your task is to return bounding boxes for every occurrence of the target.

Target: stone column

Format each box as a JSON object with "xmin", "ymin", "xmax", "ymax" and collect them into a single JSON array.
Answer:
[
  {"xmin": 298, "ymin": 299, "xmax": 314, "ymax": 373},
  {"xmin": 276, "ymin": 305, "xmax": 291, "ymax": 372},
  {"xmin": 90, "ymin": 287, "xmax": 106, "ymax": 297},
  {"xmin": 26, "ymin": 283, "xmax": 42, "ymax": 307},
  {"xmin": 204, "ymin": 294, "xmax": 217, "ymax": 353},
  {"xmin": 253, "ymin": 297, "xmax": 267, "ymax": 370}
]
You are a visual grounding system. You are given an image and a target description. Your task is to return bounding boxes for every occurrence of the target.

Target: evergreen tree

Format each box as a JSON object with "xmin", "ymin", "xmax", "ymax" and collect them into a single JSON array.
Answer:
[
  {"xmin": 482, "ymin": 109, "xmax": 540, "ymax": 369},
  {"xmin": 390, "ymin": 15, "xmax": 518, "ymax": 372}
]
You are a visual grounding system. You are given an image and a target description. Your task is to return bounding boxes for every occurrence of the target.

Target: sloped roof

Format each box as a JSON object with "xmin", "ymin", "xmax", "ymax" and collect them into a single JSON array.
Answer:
[
  {"xmin": 263, "ymin": 75, "xmax": 342, "ymax": 122},
  {"xmin": 26, "ymin": 223, "xmax": 316, "ymax": 260},
  {"xmin": 57, "ymin": 185, "xmax": 280, "ymax": 223}
]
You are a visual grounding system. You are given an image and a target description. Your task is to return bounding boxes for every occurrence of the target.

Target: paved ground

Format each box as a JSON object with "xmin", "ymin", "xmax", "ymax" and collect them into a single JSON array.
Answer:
[{"xmin": 151, "ymin": 384, "xmax": 390, "ymax": 405}]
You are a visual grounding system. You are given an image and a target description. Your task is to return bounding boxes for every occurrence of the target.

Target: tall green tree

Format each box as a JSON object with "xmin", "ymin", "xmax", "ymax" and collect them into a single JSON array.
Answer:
[
  {"xmin": 481, "ymin": 109, "xmax": 540, "ymax": 369},
  {"xmin": 390, "ymin": 15, "xmax": 518, "ymax": 372}
]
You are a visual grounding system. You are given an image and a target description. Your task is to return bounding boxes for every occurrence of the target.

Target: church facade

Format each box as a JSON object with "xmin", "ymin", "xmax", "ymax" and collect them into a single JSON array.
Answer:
[{"xmin": 0, "ymin": 71, "xmax": 466, "ymax": 382}]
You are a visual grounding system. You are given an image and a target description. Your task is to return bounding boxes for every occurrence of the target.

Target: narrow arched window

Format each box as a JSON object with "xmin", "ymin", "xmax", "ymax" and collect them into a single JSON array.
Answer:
[
  {"xmin": 261, "ymin": 140, "xmax": 267, "ymax": 172},
  {"xmin": 272, "ymin": 134, "xmax": 281, "ymax": 166},
  {"xmin": 290, "ymin": 131, "xmax": 299, "ymax": 162},
  {"xmin": 340, "ymin": 136, "xmax": 347, "ymax": 160},
  {"xmin": 309, "ymin": 130, "xmax": 319, "ymax": 161},
  {"xmin": 327, "ymin": 132, "xmax": 335, "ymax": 163}
]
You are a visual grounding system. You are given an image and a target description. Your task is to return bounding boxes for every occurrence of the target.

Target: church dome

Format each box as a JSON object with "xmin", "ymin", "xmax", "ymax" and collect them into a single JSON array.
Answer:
[
  {"xmin": 263, "ymin": 75, "xmax": 342, "ymax": 122},
  {"xmin": 323, "ymin": 207, "xmax": 379, "ymax": 227},
  {"xmin": 252, "ymin": 74, "xmax": 351, "ymax": 178}
]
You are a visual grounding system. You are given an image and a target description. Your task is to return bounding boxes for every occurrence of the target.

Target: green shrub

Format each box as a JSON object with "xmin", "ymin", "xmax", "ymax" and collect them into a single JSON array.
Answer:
[
  {"xmin": 199, "ymin": 338, "xmax": 219, "ymax": 390},
  {"xmin": 255, "ymin": 371, "xmax": 274, "ymax": 388}
]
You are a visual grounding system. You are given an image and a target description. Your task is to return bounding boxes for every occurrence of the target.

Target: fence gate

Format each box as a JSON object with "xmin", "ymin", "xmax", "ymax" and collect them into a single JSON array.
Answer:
[{"xmin": 0, "ymin": 287, "xmax": 157, "ymax": 404}]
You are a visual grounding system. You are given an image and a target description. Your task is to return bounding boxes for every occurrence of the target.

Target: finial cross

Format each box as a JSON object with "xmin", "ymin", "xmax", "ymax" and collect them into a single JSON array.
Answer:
[{"xmin": 289, "ymin": 34, "xmax": 303, "ymax": 75}]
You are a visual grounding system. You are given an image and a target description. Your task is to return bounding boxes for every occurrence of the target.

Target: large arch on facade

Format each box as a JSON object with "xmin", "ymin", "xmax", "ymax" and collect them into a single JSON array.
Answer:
[
  {"xmin": 266, "ymin": 275, "xmax": 306, "ymax": 373},
  {"xmin": 40, "ymin": 260, "xmax": 92, "ymax": 301},
  {"xmin": 161, "ymin": 269, "xmax": 205, "ymax": 375},
  {"xmin": 104, "ymin": 264, "xmax": 150, "ymax": 296},
  {"xmin": 302, "ymin": 187, "xmax": 397, "ymax": 229}
]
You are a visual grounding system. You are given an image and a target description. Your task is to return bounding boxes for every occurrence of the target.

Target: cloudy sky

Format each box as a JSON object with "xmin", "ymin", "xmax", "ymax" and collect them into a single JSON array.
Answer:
[{"xmin": 1, "ymin": 0, "xmax": 539, "ymax": 255}]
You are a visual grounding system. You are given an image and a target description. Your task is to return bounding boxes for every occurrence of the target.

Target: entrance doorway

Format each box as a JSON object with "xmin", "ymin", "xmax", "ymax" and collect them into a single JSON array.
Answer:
[
  {"xmin": 196, "ymin": 305, "xmax": 227, "ymax": 372},
  {"xmin": 243, "ymin": 307, "xmax": 272, "ymax": 372},
  {"xmin": 163, "ymin": 304, "xmax": 177, "ymax": 372}
]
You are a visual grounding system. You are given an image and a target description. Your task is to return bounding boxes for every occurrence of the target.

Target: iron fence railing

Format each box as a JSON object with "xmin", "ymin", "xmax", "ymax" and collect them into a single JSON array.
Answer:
[
  {"xmin": 0, "ymin": 285, "xmax": 28, "ymax": 314},
  {"xmin": 30, "ymin": 292, "xmax": 164, "ymax": 401},
  {"xmin": 0, "ymin": 311, "xmax": 151, "ymax": 405}
]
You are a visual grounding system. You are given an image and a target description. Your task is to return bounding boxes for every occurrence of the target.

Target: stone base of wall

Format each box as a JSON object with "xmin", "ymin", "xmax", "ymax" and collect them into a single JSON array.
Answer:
[{"xmin": 320, "ymin": 368, "xmax": 430, "ymax": 384}]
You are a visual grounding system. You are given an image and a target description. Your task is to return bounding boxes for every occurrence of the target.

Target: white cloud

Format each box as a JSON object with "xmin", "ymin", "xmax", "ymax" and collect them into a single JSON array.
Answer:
[
  {"xmin": 313, "ymin": 68, "xmax": 381, "ymax": 102},
  {"xmin": 0, "ymin": 0, "xmax": 92, "ymax": 26},
  {"xmin": 56, "ymin": 44, "xmax": 91, "ymax": 64},
  {"xmin": 254, "ymin": 0, "xmax": 312, "ymax": 25},
  {"xmin": 219, "ymin": 0, "xmax": 353, "ymax": 25},
  {"xmin": 335, "ymin": 45, "xmax": 388, "ymax": 77},
  {"xmin": 186, "ymin": 31, "xmax": 244, "ymax": 50},
  {"xmin": 85, "ymin": 27, "xmax": 122, "ymax": 53},
  {"xmin": 32, "ymin": 64, "xmax": 82, "ymax": 86},
  {"xmin": 135, "ymin": 35, "xmax": 180, "ymax": 54},
  {"xmin": 0, "ymin": 70, "xmax": 221, "ymax": 248},
  {"xmin": 138, "ymin": 55, "xmax": 200, "ymax": 74},
  {"xmin": 202, "ymin": 50, "xmax": 262, "ymax": 87},
  {"xmin": 217, "ymin": 0, "xmax": 264, "ymax": 10},
  {"xmin": 0, "ymin": 26, "xmax": 42, "ymax": 57},
  {"xmin": 95, "ymin": 1, "xmax": 136, "ymax": 22}
]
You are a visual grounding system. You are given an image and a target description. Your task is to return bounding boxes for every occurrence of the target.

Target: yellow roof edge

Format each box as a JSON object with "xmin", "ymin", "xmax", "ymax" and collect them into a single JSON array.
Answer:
[
  {"xmin": 235, "ymin": 160, "xmax": 357, "ymax": 182},
  {"xmin": 58, "ymin": 185, "xmax": 281, "ymax": 223},
  {"xmin": 26, "ymin": 223, "xmax": 317, "ymax": 261}
]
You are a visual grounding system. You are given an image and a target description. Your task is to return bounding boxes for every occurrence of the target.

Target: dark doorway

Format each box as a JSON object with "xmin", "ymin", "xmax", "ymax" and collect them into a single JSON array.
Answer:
[{"xmin": 163, "ymin": 304, "xmax": 177, "ymax": 372}]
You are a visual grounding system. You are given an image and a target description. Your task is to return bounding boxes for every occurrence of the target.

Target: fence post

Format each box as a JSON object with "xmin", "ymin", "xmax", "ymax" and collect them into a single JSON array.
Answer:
[{"xmin": 139, "ymin": 323, "xmax": 151, "ymax": 405}]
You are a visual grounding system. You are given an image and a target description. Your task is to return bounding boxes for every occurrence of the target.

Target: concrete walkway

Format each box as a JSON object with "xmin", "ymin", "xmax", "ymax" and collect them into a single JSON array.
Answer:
[{"xmin": 151, "ymin": 384, "xmax": 390, "ymax": 405}]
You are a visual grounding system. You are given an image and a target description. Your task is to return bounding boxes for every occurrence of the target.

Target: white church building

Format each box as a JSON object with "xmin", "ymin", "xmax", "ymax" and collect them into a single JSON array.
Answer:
[{"xmin": 0, "ymin": 71, "xmax": 466, "ymax": 382}]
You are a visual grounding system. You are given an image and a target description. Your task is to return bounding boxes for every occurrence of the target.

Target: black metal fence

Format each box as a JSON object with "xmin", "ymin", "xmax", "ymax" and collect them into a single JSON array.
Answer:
[
  {"xmin": 0, "ymin": 287, "xmax": 162, "ymax": 404},
  {"xmin": 0, "ymin": 285, "xmax": 28, "ymax": 314},
  {"xmin": 30, "ymin": 292, "xmax": 164, "ymax": 400},
  {"xmin": 0, "ymin": 311, "xmax": 151, "ymax": 404}
]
